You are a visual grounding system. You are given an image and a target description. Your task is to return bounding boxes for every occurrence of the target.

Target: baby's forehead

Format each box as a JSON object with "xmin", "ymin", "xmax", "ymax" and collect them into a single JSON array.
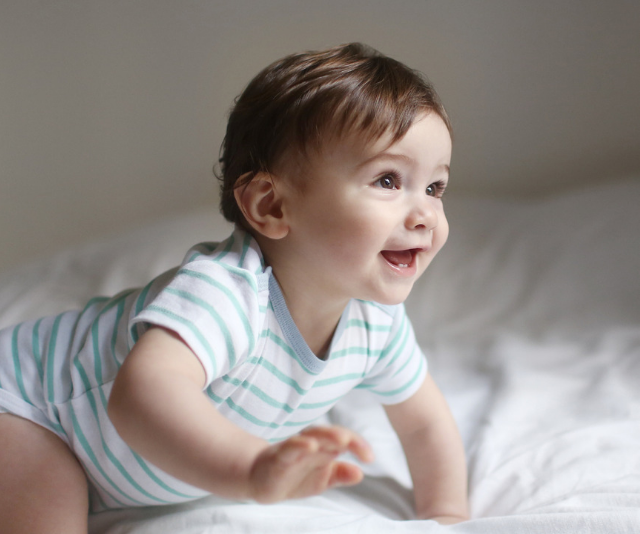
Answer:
[
  {"xmin": 299, "ymin": 125, "xmax": 397, "ymax": 165},
  {"xmin": 289, "ymin": 112, "xmax": 450, "ymax": 176},
  {"xmin": 313, "ymin": 109, "xmax": 445, "ymax": 155},
  {"xmin": 277, "ymin": 110, "xmax": 450, "ymax": 181},
  {"xmin": 273, "ymin": 134, "xmax": 390, "ymax": 187}
]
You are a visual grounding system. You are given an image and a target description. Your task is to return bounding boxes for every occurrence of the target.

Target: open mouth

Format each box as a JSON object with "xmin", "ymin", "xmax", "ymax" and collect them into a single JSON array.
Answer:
[{"xmin": 380, "ymin": 249, "xmax": 418, "ymax": 269}]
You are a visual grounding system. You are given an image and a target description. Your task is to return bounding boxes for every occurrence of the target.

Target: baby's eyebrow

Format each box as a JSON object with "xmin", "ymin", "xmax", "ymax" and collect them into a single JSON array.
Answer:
[
  {"xmin": 357, "ymin": 152, "xmax": 413, "ymax": 168},
  {"xmin": 357, "ymin": 153, "xmax": 451, "ymax": 176}
]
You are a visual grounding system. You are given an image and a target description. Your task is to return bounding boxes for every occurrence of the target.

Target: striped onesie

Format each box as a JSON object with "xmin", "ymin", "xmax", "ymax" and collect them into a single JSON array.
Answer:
[{"xmin": 0, "ymin": 227, "xmax": 427, "ymax": 511}]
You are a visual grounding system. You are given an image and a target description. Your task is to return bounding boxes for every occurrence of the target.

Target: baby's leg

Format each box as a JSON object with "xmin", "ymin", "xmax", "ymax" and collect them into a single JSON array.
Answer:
[{"xmin": 0, "ymin": 414, "xmax": 89, "ymax": 534}]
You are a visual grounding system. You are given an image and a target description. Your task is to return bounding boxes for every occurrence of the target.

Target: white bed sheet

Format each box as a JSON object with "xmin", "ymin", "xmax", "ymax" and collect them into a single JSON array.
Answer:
[{"xmin": 1, "ymin": 180, "xmax": 639, "ymax": 533}]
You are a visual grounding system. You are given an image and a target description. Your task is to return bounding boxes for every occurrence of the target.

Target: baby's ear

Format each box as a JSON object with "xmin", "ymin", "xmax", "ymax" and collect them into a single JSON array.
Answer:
[{"xmin": 234, "ymin": 172, "xmax": 289, "ymax": 239}]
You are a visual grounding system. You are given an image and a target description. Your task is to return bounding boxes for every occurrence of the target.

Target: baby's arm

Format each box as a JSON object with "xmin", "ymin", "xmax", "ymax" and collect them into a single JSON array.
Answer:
[
  {"xmin": 384, "ymin": 374, "xmax": 469, "ymax": 524},
  {"xmin": 108, "ymin": 327, "xmax": 372, "ymax": 503}
]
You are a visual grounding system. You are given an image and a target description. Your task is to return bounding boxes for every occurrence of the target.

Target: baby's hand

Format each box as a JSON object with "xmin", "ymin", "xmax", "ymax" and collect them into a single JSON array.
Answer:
[{"xmin": 248, "ymin": 425, "xmax": 374, "ymax": 504}]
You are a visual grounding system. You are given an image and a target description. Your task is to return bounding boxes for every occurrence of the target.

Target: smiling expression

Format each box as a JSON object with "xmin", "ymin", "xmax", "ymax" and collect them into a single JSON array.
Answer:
[{"xmin": 270, "ymin": 112, "xmax": 452, "ymax": 310}]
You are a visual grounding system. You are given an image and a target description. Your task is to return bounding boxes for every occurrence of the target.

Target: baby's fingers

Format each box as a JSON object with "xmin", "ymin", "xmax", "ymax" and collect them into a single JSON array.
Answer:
[
  {"xmin": 345, "ymin": 433, "xmax": 374, "ymax": 464},
  {"xmin": 328, "ymin": 460, "xmax": 364, "ymax": 488},
  {"xmin": 300, "ymin": 426, "xmax": 374, "ymax": 463},
  {"xmin": 274, "ymin": 434, "xmax": 319, "ymax": 465}
]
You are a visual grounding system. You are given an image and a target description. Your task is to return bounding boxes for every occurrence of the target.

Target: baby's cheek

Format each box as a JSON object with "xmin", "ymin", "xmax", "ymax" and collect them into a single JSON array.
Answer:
[
  {"xmin": 434, "ymin": 215, "xmax": 449, "ymax": 251},
  {"xmin": 327, "ymin": 211, "xmax": 375, "ymax": 243}
]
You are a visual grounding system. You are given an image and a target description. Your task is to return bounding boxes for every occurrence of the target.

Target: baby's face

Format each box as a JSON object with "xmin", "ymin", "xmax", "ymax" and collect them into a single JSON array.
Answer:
[{"xmin": 279, "ymin": 112, "xmax": 452, "ymax": 306}]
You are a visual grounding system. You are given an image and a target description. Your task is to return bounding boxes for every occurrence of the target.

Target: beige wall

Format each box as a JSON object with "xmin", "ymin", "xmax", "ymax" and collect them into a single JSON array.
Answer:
[{"xmin": 1, "ymin": 0, "xmax": 639, "ymax": 275}]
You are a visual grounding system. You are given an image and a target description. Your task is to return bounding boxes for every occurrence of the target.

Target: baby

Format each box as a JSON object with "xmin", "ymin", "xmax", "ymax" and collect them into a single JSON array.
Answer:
[{"xmin": 0, "ymin": 43, "xmax": 468, "ymax": 532}]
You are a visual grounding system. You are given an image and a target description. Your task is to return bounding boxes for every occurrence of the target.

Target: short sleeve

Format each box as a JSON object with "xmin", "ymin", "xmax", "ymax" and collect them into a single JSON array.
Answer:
[
  {"xmin": 130, "ymin": 258, "xmax": 262, "ymax": 388},
  {"xmin": 358, "ymin": 304, "xmax": 428, "ymax": 405}
]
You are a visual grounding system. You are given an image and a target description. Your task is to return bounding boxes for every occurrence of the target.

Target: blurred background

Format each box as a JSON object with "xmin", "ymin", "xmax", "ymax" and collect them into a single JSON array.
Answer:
[{"xmin": 1, "ymin": 0, "xmax": 639, "ymax": 275}]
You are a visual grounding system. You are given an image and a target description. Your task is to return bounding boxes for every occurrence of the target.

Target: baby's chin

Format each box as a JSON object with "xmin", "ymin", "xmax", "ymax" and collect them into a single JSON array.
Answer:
[{"xmin": 368, "ymin": 286, "xmax": 415, "ymax": 307}]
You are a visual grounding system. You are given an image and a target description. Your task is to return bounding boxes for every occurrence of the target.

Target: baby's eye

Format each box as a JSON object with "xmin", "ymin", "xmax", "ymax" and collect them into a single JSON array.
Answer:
[
  {"xmin": 375, "ymin": 174, "xmax": 399, "ymax": 190},
  {"xmin": 426, "ymin": 180, "xmax": 447, "ymax": 198}
]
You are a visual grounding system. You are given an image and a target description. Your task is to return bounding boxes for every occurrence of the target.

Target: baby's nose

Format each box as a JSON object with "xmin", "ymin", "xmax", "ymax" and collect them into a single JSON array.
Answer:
[{"xmin": 406, "ymin": 199, "xmax": 438, "ymax": 230}]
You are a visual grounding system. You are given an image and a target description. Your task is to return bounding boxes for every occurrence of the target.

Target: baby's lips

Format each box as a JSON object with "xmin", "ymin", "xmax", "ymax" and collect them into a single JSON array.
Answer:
[{"xmin": 381, "ymin": 249, "xmax": 413, "ymax": 266}]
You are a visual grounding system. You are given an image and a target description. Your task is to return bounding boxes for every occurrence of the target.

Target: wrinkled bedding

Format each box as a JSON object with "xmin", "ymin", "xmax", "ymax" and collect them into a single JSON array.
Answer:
[{"xmin": 1, "ymin": 180, "xmax": 638, "ymax": 533}]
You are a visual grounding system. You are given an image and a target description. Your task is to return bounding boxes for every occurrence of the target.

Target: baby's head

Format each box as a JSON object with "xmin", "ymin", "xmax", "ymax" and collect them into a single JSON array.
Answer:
[{"xmin": 218, "ymin": 42, "xmax": 451, "ymax": 226}]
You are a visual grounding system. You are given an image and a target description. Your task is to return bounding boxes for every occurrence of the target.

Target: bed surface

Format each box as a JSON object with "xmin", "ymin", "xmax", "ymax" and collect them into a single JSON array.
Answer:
[{"xmin": 1, "ymin": 180, "xmax": 639, "ymax": 533}]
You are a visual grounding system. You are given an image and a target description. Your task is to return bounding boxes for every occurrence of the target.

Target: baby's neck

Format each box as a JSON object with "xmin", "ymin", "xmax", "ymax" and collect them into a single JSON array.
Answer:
[
  {"xmin": 257, "ymin": 234, "xmax": 349, "ymax": 358},
  {"xmin": 274, "ymin": 274, "xmax": 348, "ymax": 359},
  {"xmin": 295, "ymin": 297, "xmax": 347, "ymax": 358}
]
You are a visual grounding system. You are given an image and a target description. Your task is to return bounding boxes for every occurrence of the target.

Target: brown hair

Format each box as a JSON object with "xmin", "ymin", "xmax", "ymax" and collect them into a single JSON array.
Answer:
[{"xmin": 218, "ymin": 42, "xmax": 451, "ymax": 224}]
